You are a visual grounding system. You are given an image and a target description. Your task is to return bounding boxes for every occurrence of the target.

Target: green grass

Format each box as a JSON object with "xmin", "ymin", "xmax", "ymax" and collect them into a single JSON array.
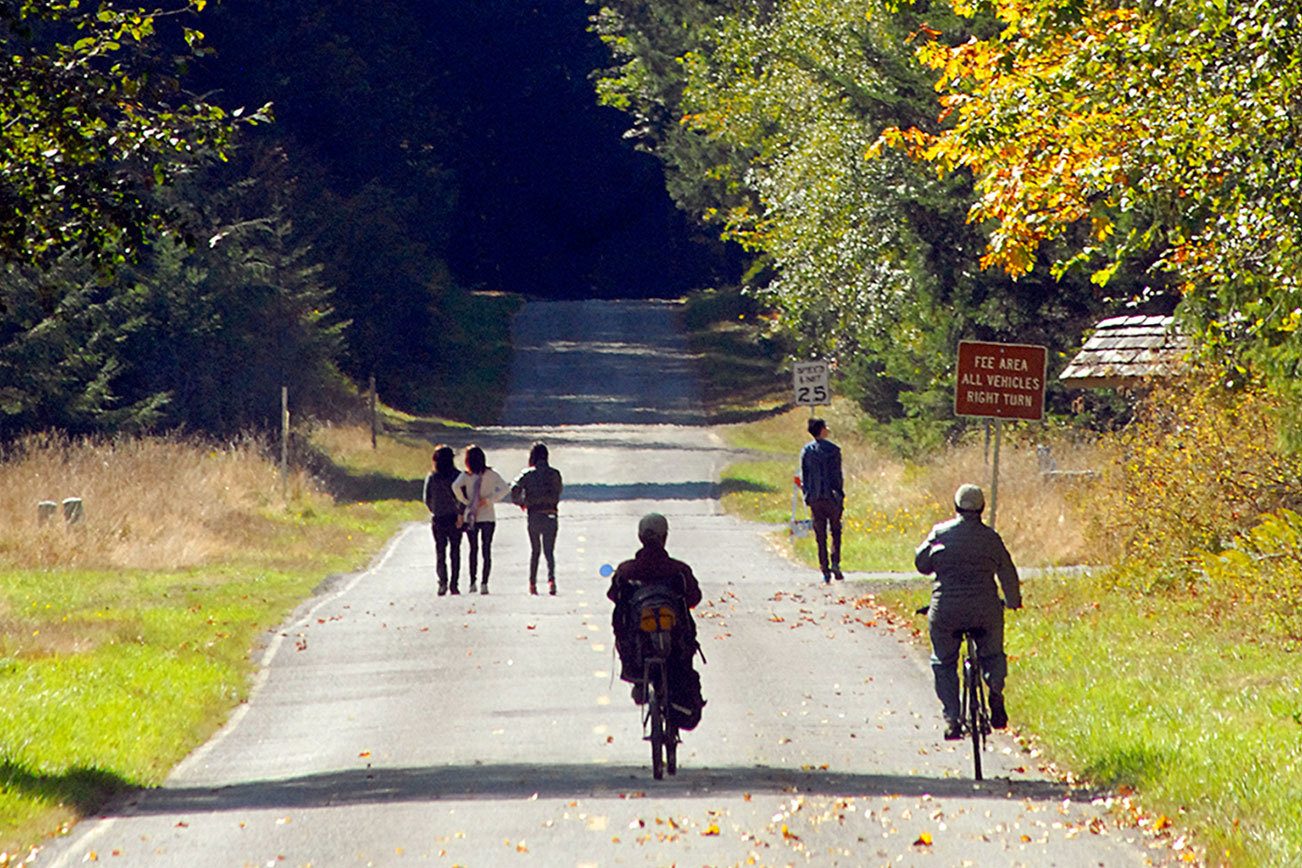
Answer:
[
  {"xmin": 0, "ymin": 498, "xmax": 417, "ymax": 855},
  {"xmin": 873, "ymin": 573, "xmax": 1302, "ymax": 866},
  {"xmin": 681, "ymin": 287, "xmax": 790, "ymax": 422}
]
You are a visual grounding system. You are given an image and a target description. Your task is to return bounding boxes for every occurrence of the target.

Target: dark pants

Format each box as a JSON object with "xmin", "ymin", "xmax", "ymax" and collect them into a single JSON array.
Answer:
[
  {"xmin": 929, "ymin": 604, "xmax": 1006, "ymax": 723},
  {"xmin": 527, "ymin": 511, "xmax": 558, "ymax": 584},
  {"xmin": 431, "ymin": 516, "xmax": 461, "ymax": 592},
  {"xmin": 809, "ymin": 497, "xmax": 843, "ymax": 574},
  {"xmin": 466, "ymin": 521, "xmax": 496, "ymax": 584}
]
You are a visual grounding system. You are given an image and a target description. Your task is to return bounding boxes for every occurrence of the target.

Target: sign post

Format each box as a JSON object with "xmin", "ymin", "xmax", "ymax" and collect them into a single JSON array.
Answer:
[
  {"xmin": 953, "ymin": 341, "xmax": 1048, "ymax": 528},
  {"xmin": 793, "ymin": 360, "xmax": 830, "ymax": 407}
]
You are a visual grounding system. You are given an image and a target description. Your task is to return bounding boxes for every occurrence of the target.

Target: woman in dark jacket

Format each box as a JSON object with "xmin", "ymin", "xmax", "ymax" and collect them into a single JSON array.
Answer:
[{"xmin": 423, "ymin": 445, "xmax": 463, "ymax": 595}]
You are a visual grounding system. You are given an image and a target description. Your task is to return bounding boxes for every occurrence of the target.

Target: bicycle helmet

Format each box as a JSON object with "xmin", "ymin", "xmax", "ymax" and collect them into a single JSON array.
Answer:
[
  {"xmin": 638, "ymin": 512, "xmax": 669, "ymax": 545},
  {"xmin": 954, "ymin": 483, "xmax": 985, "ymax": 513}
]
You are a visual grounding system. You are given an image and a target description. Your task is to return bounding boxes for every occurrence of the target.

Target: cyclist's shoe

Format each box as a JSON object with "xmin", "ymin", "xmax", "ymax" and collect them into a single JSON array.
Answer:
[
  {"xmin": 943, "ymin": 718, "xmax": 963, "ymax": 740},
  {"xmin": 989, "ymin": 692, "xmax": 1008, "ymax": 729},
  {"xmin": 631, "ymin": 682, "xmax": 647, "ymax": 704}
]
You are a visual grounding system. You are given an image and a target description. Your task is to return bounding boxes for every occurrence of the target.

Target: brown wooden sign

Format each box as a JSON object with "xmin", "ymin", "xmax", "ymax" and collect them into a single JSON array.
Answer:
[{"xmin": 954, "ymin": 340, "xmax": 1048, "ymax": 421}]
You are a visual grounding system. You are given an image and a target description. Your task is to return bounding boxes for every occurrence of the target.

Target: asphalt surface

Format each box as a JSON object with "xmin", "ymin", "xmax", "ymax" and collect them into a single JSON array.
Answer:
[{"xmin": 38, "ymin": 300, "xmax": 1165, "ymax": 867}]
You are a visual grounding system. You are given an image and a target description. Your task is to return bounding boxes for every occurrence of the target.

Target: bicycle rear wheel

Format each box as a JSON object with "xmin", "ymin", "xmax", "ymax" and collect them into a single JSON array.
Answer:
[
  {"xmin": 964, "ymin": 655, "xmax": 983, "ymax": 781},
  {"xmin": 647, "ymin": 680, "xmax": 665, "ymax": 780}
]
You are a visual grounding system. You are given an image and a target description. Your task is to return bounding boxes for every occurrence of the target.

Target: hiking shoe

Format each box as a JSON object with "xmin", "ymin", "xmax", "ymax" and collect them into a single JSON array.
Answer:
[
  {"xmin": 989, "ymin": 692, "xmax": 1008, "ymax": 729},
  {"xmin": 943, "ymin": 719, "xmax": 963, "ymax": 741}
]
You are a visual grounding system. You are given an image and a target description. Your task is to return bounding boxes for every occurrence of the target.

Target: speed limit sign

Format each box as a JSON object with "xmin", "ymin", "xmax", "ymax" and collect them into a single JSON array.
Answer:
[{"xmin": 793, "ymin": 360, "xmax": 830, "ymax": 407}]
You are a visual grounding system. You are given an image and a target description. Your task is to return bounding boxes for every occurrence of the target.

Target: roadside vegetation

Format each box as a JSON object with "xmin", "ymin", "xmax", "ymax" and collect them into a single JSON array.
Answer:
[
  {"xmin": 718, "ymin": 371, "xmax": 1302, "ymax": 865},
  {"xmin": 0, "ymin": 427, "xmax": 439, "ymax": 860}
]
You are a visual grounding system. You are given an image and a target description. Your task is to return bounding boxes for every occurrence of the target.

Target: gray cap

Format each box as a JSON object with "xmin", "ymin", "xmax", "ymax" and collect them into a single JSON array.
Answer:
[
  {"xmin": 954, "ymin": 484, "xmax": 985, "ymax": 512},
  {"xmin": 638, "ymin": 512, "xmax": 669, "ymax": 544}
]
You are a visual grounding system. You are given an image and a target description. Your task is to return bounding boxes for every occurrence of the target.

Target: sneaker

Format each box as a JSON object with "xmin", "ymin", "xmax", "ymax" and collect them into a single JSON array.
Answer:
[
  {"xmin": 469, "ymin": 579, "xmax": 477, "ymax": 593},
  {"xmin": 437, "ymin": 585, "xmax": 447, "ymax": 597},
  {"xmin": 822, "ymin": 572, "xmax": 832, "ymax": 584},
  {"xmin": 549, "ymin": 581, "xmax": 557, "ymax": 596},
  {"xmin": 480, "ymin": 584, "xmax": 489, "ymax": 595},
  {"xmin": 450, "ymin": 586, "xmax": 460, "ymax": 595},
  {"xmin": 989, "ymin": 692, "xmax": 1008, "ymax": 729},
  {"xmin": 943, "ymin": 719, "xmax": 963, "ymax": 741},
  {"xmin": 833, "ymin": 569, "xmax": 844, "ymax": 581},
  {"xmin": 529, "ymin": 583, "xmax": 538, "ymax": 595}
]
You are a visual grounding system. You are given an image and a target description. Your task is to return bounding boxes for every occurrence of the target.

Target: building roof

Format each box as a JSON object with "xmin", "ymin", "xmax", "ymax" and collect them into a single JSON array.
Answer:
[{"xmin": 1059, "ymin": 314, "xmax": 1191, "ymax": 389}]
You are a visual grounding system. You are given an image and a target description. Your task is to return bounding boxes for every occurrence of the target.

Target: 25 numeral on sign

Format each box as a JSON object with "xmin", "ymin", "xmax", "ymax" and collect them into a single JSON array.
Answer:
[{"xmin": 796, "ymin": 384, "xmax": 828, "ymax": 405}]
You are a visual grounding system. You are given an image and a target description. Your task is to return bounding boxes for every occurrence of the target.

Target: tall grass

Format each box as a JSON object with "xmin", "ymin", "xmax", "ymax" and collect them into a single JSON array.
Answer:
[
  {"xmin": 0, "ymin": 433, "xmax": 329, "ymax": 570},
  {"xmin": 721, "ymin": 402, "xmax": 1101, "ymax": 569},
  {"xmin": 0, "ymin": 431, "xmax": 417, "ymax": 857}
]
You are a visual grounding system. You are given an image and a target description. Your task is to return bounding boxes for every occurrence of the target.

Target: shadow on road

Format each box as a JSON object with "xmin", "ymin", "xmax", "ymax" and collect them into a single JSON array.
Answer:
[{"xmin": 124, "ymin": 763, "xmax": 1083, "ymax": 815}]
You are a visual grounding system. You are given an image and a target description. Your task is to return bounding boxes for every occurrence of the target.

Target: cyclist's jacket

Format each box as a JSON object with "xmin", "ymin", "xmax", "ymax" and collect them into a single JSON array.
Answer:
[
  {"xmin": 510, "ymin": 460, "xmax": 563, "ymax": 514},
  {"xmin": 915, "ymin": 514, "xmax": 1021, "ymax": 619},
  {"xmin": 608, "ymin": 544, "xmax": 702, "ymax": 653}
]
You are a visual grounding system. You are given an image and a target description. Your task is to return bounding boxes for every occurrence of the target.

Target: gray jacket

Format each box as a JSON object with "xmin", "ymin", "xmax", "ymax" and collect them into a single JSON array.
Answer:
[{"xmin": 915, "ymin": 514, "xmax": 1021, "ymax": 616}]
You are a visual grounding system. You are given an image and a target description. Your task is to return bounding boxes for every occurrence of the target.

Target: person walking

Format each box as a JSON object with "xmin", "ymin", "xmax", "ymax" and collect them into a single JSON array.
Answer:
[
  {"xmin": 800, "ymin": 417, "xmax": 845, "ymax": 583},
  {"xmin": 914, "ymin": 484, "xmax": 1022, "ymax": 740},
  {"xmin": 511, "ymin": 441, "xmax": 564, "ymax": 595},
  {"xmin": 422, "ymin": 445, "xmax": 464, "ymax": 596},
  {"xmin": 453, "ymin": 445, "xmax": 511, "ymax": 594}
]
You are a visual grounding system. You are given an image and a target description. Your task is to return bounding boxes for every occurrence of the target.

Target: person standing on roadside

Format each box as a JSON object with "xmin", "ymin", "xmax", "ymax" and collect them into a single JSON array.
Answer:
[
  {"xmin": 423, "ymin": 445, "xmax": 464, "ymax": 596},
  {"xmin": 800, "ymin": 417, "xmax": 844, "ymax": 583},
  {"xmin": 915, "ymin": 484, "xmax": 1022, "ymax": 740},
  {"xmin": 511, "ymin": 441, "xmax": 564, "ymax": 595},
  {"xmin": 453, "ymin": 445, "xmax": 511, "ymax": 595}
]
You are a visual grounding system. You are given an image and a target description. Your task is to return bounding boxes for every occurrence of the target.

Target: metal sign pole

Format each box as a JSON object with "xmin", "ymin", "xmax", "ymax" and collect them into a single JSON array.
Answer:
[{"xmin": 989, "ymin": 418, "xmax": 1002, "ymax": 530}]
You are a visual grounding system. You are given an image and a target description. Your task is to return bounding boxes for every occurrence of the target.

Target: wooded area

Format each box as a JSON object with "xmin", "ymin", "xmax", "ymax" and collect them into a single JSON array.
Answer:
[{"xmin": 591, "ymin": 0, "xmax": 1302, "ymax": 442}]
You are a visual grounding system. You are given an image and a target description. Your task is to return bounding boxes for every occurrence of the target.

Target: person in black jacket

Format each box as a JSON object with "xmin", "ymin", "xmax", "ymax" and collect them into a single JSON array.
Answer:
[
  {"xmin": 800, "ymin": 417, "xmax": 845, "ymax": 583},
  {"xmin": 607, "ymin": 513, "xmax": 706, "ymax": 730},
  {"xmin": 511, "ymin": 441, "xmax": 564, "ymax": 595},
  {"xmin": 422, "ymin": 445, "xmax": 463, "ymax": 595}
]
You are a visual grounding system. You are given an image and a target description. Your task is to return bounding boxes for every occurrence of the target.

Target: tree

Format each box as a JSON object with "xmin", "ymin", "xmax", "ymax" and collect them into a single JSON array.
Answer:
[
  {"xmin": 904, "ymin": 0, "xmax": 1302, "ymax": 387},
  {"xmin": 0, "ymin": 0, "xmax": 267, "ymax": 266}
]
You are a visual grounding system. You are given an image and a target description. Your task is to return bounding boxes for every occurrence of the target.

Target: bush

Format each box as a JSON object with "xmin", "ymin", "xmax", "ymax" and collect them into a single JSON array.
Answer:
[{"xmin": 1086, "ymin": 372, "xmax": 1302, "ymax": 586}]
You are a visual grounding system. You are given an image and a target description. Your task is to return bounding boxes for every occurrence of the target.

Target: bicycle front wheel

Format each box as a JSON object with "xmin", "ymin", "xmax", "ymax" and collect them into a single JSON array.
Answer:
[{"xmin": 647, "ymin": 680, "xmax": 665, "ymax": 780}]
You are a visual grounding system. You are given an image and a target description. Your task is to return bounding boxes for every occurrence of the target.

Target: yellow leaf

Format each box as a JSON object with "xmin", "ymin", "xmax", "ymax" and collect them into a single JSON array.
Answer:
[
  {"xmin": 702, "ymin": 823, "xmax": 721, "ymax": 836},
  {"xmin": 914, "ymin": 831, "xmax": 934, "ymax": 846}
]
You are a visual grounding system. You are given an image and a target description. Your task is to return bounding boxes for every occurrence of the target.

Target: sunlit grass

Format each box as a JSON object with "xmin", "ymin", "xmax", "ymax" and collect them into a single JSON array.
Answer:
[
  {"xmin": 718, "ymin": 402, "xmax": 1100, "ymax": 570},
  {"xmin": 873, "ymin": 574, "xmax": 1302, "ymax": 867},
  {"xmin": 0, "ymin": 433, "xmax": 419, "ymax": 855}
]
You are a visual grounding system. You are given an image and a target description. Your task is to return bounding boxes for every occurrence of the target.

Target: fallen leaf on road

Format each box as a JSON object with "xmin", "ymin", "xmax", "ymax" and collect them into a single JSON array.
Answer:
[
  {"xmin": 781, "ymin": 824, "xmax": 799, "ymax": 840},
  {"xmin": 913, "ymin": 832, "xmax": 933, "ymax": 847},
  {"xmin": 702, "ymin": 824, "xmax": 721, "ymax": 836},
  {"xmin": 358, "ymin": 751, "xmax": 371, "ymax": 758}
]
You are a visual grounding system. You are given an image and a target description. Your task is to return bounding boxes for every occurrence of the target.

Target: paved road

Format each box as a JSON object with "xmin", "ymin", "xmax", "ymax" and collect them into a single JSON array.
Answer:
[{"xmin": 40, "ymin": 300, "xmax": 1162, "ymax": 866}]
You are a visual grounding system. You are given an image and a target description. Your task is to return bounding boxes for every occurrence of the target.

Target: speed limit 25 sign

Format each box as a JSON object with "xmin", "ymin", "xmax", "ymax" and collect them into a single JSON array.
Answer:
[{"xmin": 793, "ymin": 361, "xmax": 830, "ymax": 407}]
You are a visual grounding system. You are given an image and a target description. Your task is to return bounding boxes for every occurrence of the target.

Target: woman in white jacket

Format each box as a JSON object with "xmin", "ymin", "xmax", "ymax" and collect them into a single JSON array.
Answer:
[{"xmin": 453, "ymin": 444, "xmax": 511, "ymax": 594}]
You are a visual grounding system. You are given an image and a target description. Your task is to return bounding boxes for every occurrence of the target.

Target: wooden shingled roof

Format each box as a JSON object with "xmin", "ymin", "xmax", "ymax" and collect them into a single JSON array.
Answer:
[{"xmin": 1060, "ymin": 314, "xmax": 1190, "ymax": 389}]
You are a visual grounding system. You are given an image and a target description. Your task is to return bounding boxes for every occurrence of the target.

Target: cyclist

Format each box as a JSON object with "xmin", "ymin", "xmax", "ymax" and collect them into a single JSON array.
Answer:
[
  {"xmin": 915, "ymin": 484, "xmax": 1022, "ymax": 740},
  {"xmin": 607, "ymin": 513, "xmax": 705, "ymax": 728}
]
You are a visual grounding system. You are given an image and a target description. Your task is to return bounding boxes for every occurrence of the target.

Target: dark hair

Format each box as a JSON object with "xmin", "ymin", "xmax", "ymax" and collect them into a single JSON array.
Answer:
[
  {"xmin": 464, "ymin": 444, "xmax": 487, "ymax": 474},
  {"xmin": 432, "ymin": 445, "xmax": 455, "ymax": 475},
  {"xmin": 807, "ymin": 417, "xmax": 826, "ymax": 437},
  {"xmin": 529, "ymin": 441, "xmax": 549, "ymax": 466}
]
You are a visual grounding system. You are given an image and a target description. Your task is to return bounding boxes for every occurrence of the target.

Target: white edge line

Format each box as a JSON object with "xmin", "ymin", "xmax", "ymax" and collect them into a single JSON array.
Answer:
[{"xmin": 38, "ymin": 523, "xmax": 419, "ymax": 868}]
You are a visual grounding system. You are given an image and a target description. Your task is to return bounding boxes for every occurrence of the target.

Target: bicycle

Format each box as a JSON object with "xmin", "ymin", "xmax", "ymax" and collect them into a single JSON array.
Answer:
[
  {"xmin": 917, "ymin": 605, "xmax": 991, "ymax": 780},
  {"xmin": 635, "ymin": 594, "xmax": 681, "ymax": 780}
]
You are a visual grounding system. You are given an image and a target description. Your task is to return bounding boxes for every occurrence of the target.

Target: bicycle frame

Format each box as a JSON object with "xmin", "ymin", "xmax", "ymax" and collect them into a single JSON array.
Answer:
[
  {"xmin": 636, "ymin": 605, "xmax": 679, "ymax": 779},
  {"xmin": 958, "ymin": 630, "xmax": 991, "ymax": 781}
]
